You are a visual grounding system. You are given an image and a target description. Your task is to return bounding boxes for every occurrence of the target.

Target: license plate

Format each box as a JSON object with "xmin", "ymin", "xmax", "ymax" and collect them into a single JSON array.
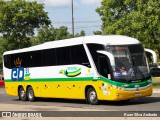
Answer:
[{"xmin": 135, "ymin": 92, "xmax": 141, "ymax": 97}]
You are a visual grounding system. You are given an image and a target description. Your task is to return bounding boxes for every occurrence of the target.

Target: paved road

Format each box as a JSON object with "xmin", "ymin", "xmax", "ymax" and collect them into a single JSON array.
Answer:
[
  {"xmin": 0, "ymin": 86, "xmax": 160, "ymax": 120},
  {"xmin": 0, "ymin": 86, "xmax": 160, "ymax": 111}
]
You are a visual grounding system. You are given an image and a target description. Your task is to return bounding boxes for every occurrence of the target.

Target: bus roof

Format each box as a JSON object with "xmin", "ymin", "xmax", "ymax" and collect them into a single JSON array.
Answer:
[{"xmin": 3, "ymin": 35, "xmax": 140, "ymax": 55}]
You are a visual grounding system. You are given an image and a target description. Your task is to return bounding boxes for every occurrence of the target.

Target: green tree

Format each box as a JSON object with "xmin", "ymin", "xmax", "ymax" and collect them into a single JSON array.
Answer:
[
  {"xmin": 55, "ymin": 26, "xmax": 72, "ymax": 40},
  {"xmin": 0, "ymin": 0, "xmax": 51, "ymax": 50},
  {"xmin": 32, "ymin": 26, "xmax": 87, "ymax": 46},
  {"xmin": 34, "ymin": 26, "xmax": 72, "ymax": 45},
  {"xmin": 80, "ymin": 30, "xmax": 86, "ymax": 36},
  {"xmin": 96, "ymin": 0, "xmax": 160, "ymax": 58},
  {"xmin": 74, "ymin": 30, "xmax": 86, "ymax": 37},
  {"xmin": 93, "ymin": 31, "xmax": 102, "ymax": 35},
  {"xmin": 0, "ymin": 36, "xmax": 6, "ymax": 68}
]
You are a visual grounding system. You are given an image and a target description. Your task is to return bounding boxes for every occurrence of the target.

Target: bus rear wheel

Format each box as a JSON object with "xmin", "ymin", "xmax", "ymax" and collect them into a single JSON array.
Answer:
[
  {"xmin": 18, "ymin": 87, "xmax": 27, "ymax": 101},
  {"xmin": 87, "ymin": 87, "xmax": 98, "ymax": 105},
  {"xmin": 27, "ymin": 86, "xmax": 36, "ymax": 102}
]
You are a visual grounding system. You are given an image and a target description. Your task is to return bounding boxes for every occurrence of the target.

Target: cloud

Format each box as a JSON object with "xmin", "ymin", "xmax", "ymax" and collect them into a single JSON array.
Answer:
[
  {"xmin": 27, "ymin": 0, "xmax": 102, "ymax": 7},
  {"xmin": 81, "ymin": 0, "xmax": 102, "ymax": 5},
  {"xmin": 43, "ymin": 0, "xmax": 71, "ymax": 7}
]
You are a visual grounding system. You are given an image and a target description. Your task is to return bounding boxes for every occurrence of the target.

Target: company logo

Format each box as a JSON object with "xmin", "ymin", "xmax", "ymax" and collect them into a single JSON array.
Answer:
[
  {"xmin": 14, "ymin": 58, "xmax": 22, "ymax": 68},
  {"xmin": 131, "ymin": 71, "xmax": 136, "ymax": 77},
  {"xmin": 11, "ymin": 58, "xmax": 31, "ymax": 81},
  {"xmin": 11, "ymin": 67, "xmax": 24, "ymax": 81},
  {"xmin": 60, "ymin": 67, "xmax": 81, "ymax": 77}
]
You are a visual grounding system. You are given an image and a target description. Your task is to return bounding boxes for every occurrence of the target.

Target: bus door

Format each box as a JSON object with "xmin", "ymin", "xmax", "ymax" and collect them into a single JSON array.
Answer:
[
  {"xmin": 98, "ymin": 56, "xmax": 111, "ymax": 79},
  {"xmin": 97, "ymin": 56, "xmax": 112, "ymax": 99}
]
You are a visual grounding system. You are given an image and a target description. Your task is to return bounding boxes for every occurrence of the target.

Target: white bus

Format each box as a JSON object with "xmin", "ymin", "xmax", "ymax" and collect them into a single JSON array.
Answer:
[{"xmin": 3, "ymin": 35, "xmax": 152, "ymax": 105}]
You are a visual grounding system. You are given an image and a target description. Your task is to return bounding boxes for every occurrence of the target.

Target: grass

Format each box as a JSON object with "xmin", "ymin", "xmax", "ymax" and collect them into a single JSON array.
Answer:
[{"xmin": 152, "ymin": 77, "xmax": 160, "ymax": 88}]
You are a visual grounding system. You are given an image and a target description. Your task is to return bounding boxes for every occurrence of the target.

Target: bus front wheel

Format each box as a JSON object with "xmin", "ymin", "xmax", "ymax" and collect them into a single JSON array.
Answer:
[
  {"xmin": 87, "ymin": 87, "xmax": 98, "ymax": 105},
  {"xmin": 27, "ymin": 86, "xmax": 36, "ymax": 102},
  {"xmin": 18, "ymin": 87, "xmax": 27, "ymax": 101}
]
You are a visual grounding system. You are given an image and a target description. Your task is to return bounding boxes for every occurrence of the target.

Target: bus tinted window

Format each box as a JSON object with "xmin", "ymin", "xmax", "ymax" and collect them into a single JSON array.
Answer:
[
  {"xmin": 87, "ymin": 44, "xmax": 105, "ymax": 62},
  {"xmin": 11, "ymin": 52, "xmax": 30, "ymax": 68},
  {"xmin": 56, "ymin": 47, "xmax": 71, "ymax": 65},
  {"xmin": 5, "ymin": 52, "xmax": 30, "ymax": 68},
  {"xmin": 4, "ymin": 55, "xmax": 11, "ymax": 69},
  {"xmin": 43, "ymin": 48, "xmax": 56, "ymax": 66},
  {"xmin": 11, "ymin": 53, "xmax": 20, "ymax": 68},
  {"xmin": 20, "ymin": 52, "xmax": 30, "ymax": 68},
  {"xmin": 71, "ymin": 45, "xmax": 90, "ymax": 67},
  {"xmin": 128, "ymin": 44, "xmax": 144, "ymax": 54},
  {"xmin": 87, "ymin": 44, "xmax": 105, "ymax": 70},
  {"xmin": 30, "ymin": 50, "xmax": 43, "ymax": 67},
  {"xmin": 4, "ymin": 45, "xmax": 90, "ymax": 68}
]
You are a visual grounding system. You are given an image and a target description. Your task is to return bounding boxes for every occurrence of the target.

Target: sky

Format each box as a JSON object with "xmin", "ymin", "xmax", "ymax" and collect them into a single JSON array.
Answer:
[{"xmin": 28, "ymin": 0, "xmax": 102, "ymax": 35}]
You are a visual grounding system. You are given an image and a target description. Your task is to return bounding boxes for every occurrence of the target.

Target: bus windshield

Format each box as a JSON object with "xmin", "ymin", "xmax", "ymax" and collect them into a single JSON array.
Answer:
[{"xmin": 106, "ymin": 44, "xmax": 150, "ymax": 82}]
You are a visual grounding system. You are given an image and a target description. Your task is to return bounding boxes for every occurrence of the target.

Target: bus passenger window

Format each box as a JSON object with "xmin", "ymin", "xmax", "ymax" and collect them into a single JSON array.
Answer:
[
  {"xmin": 30, "ymin": 50, "xmax": 43, "ymax": 67},
  {"xmin": 71, "ymin": 45, "xmax": 90, "ymax": 67},
  {"xmin": 4, "ymin": 55, "xmax": 11, "ymax": 69},
  {"xmin": 56, "ymin": 47, "xmax": 71, "ymax": 65},
  {"xmin": 43, "ymin": 48, "xmax": 56, "ymax": 66}
]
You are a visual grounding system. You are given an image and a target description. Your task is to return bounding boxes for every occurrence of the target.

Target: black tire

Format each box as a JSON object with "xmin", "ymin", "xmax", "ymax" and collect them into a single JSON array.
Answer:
[
  {"xmin": 120, "ymin": 99, "xmax": 130, "ymax": 103},
  {"xmin": 18, "ymin": 87, "xmax": 27, "ymax": 101},
  {"xmin": 27, "ymin": 86, "xmax": 36, "ymax": 102},
  {"xmin": 87, "ymin": 87, "xmax": 98, "ymax": 105}
]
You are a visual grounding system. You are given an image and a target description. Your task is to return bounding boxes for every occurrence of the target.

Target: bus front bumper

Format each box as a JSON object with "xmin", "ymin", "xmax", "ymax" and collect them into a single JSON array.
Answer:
[{"xmin": 101, "ymin": 85, "xmax": 152, "ymax": 101}]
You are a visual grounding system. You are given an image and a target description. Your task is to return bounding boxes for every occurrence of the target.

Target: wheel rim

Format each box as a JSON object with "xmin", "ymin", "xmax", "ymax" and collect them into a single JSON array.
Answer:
[
  {"xmin": 20, "ymin": 88, "xmax": 26, "ymax": 99},
  {"xmin": 89, "ymin": 91, "xmax": 97, "ymax": 102},
  {"xmin": 28, "ymin": 89, "xmax": 33, "ymax": 100}
]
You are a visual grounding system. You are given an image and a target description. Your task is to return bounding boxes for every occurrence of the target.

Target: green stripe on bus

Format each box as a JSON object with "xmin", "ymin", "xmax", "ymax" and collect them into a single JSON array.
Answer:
[
  {"xmin": 4, "ymin": 77, "xmax": 94, "ymax": 82},
  {"xmin": 4, "ymin": 77, "xmax": 151, "ymax": 88},
  {"xmin": 100, "ymin": 77, "xmax": 151, "ymax": 88}
]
